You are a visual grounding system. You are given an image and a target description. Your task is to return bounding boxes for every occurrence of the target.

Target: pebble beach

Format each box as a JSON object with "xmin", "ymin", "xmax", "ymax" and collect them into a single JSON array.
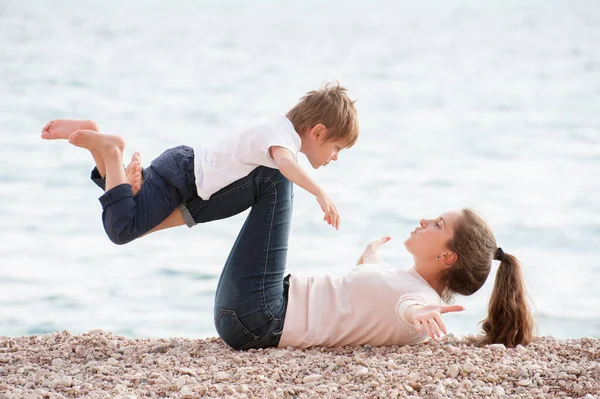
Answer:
[{"xmin": 0, "ymin": 331, "xmax": 598, "ymax": 399}]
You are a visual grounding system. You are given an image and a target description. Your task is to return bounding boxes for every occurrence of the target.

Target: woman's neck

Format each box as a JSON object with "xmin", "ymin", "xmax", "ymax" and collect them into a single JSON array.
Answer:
[{"xmin": 413, "ymin": 263, "xmax": 445, "ymax": 297}]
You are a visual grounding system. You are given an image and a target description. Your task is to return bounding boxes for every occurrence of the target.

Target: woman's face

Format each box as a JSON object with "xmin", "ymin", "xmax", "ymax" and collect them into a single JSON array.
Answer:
[{"xmin": 404, "ymin": 210, "xmax": 462, "ymax": 260}]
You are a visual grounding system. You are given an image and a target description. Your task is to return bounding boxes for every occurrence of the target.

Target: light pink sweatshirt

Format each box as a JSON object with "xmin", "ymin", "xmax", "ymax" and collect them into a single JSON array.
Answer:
[{"xmin": 278, "ymin": 264, "xmax": 442, "ymax": 348}]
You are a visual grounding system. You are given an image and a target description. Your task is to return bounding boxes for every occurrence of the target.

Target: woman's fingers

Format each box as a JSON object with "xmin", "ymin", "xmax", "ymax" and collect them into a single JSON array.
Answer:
[
  {"xmin": 369, "ymin": 236, "xmax": 391, "ymax": 250},
  {"xmin": 422, "ymin": 320, "xmax": 434, "ymax": 340},
  {"xmin": 415, "ymin": 314, "xmax": 448, "ymax": 339},
  {"xmin": 434, "ymin": 314, "xmax": 448, "ymax": 335},
  {"xmin": 428, "ymin": 318, "xmax": 442, "ymax": 338},
  {"xmin": 440, "ymin": 305, "xmax": 465, "ymax": 314},
  {"xmin": 414, "ymin": 319, "xmax": 423, "ymax": 334}
]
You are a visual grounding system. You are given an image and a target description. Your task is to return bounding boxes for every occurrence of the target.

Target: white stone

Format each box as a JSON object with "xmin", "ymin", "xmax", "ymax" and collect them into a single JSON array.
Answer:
[
  {"xmin": 205, "ymin": 356, "xmax": 217, "ymax": 364},
  {"xmin": 566, "ymin": 366, "xmax": 581, "ymax": 375},
  {"xmin": 302, "ymin": 374, "xmax": 322, "ymax": 383},
  {"xmin": 447, "ymin": 365, "xmax": 460, "ymax": 378},
  {"xmin": 180, "ymin": 387, "xmax": 194, "ymax": 399},
  {"xmin": 462, "ymin": 363, "xmax": 475, "ymax": 373},
  {"xmin": 57, "ymin": 376, "xmax": 72, "ymax": 387}
]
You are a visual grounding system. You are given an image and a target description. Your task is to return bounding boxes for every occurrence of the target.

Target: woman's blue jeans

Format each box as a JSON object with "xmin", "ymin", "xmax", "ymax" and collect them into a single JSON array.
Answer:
[
  {"xmin": 194, "ymin": 166, "xmax": 292, "ymax": 350},
  {"xmin": 171, "ymin": 165, "xmax": 293, "ymax": 350}
]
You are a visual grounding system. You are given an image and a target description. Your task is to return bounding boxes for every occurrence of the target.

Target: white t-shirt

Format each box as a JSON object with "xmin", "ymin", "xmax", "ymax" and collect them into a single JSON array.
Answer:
[
  {"xmin": 278, "ymin": 265, "xmax": 442, "ymax": 348},
  {"xmin": 193, "ymin": 114, "xmax": 301, "ymax": 200}
]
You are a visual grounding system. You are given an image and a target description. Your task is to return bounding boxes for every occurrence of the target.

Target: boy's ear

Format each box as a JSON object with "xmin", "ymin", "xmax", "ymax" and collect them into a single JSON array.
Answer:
[{"xmin": 310, "ymin": 124, "xmax": 327, "ymax": 140}]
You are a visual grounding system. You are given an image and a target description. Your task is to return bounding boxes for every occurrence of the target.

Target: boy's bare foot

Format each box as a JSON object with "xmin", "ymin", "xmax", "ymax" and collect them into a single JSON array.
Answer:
[
  {"xmin": 125, "ymin": 152, "xmax": 143, "ymax": 196},
  {"xmin": 41, "ymin": 119, "xmax": 99, "ymax": 140},
  {"xmin": 68, "ymin": 130, "xmax": 125, "ymax": 159}
]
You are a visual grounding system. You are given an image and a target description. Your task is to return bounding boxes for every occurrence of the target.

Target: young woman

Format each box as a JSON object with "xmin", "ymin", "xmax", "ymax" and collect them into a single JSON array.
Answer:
[{"xmin": 200, "ymin": 166, "xmax": 535, "ymax": 350}]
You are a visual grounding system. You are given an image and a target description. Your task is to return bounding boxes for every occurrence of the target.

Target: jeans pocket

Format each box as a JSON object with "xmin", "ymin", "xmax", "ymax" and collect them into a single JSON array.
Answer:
[{"xmin": 215, "ymin": 308, "xmax": 260, "ymax": 350}]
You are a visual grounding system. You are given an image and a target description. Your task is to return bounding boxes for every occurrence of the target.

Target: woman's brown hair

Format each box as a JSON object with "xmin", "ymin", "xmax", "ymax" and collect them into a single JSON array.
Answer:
[{"xmin": 441, "ymin": 209, "xmax": 535, "ymax": 347}]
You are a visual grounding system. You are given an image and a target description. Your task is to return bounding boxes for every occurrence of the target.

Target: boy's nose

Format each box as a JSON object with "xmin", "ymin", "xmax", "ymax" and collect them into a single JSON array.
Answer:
[{"xmin": 332, "ymin": 154, "xmax": 338, "ymax": 161}]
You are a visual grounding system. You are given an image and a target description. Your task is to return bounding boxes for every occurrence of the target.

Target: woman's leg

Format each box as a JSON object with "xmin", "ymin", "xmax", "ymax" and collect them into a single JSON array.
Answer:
[{"xmin": 212, "ymin": 166, "xmax": 293, "ymax": 350}]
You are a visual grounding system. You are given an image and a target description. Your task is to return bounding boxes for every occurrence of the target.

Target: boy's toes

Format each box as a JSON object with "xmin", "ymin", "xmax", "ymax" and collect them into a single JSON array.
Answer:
[
  {"xmin": 41, "ymin": 121, "xmax": 53, "ymax": 138},
  {"xmin": 125, "ymin": 159, "xmax": 135, "ymax": 175},
  {"xmin": 68, "ymin": 130, "xmax": 84, "ymax": 145}
]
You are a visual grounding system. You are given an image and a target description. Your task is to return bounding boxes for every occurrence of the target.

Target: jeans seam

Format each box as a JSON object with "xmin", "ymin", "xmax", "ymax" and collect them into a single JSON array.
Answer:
[
  {"xmin": 216, "ymin": 308, "xmax": 259, "ymax": 340},
  {"xmin": 261, "ymin": 176, "xmax": 277, "ymax": 320},
  {"xmin": 206, "ymin": 180, "xmax": 254, "ymax": 202}
]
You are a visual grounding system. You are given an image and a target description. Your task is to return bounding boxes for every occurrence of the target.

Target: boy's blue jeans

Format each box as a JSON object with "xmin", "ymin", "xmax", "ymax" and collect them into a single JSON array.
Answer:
[{"xmin": 91, "ymin": 146, "xmax": 292, "ymax": 349}]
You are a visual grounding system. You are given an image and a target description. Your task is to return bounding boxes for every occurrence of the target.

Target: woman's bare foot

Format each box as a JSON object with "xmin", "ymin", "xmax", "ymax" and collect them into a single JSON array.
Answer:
[
  {"xmin": 41, "ymin": 119, "xmax": 99, "ymax": 140},
  {"xmin": 125, "ymin": 152, "xmax": 143, "ymax": 196},
  {"xmin": 68, "ymin": 130, "xmax": 125, "ymax": 159}
]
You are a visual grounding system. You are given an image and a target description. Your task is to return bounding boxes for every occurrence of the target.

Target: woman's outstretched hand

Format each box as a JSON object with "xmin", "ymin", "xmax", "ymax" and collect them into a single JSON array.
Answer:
[
  {"xmin": 356, "ymin": 236, "xmax": 391, "ymax": 265},
  {"xmin": 411, "ymin": 304, "xmax": 465, "ymax": 340}
]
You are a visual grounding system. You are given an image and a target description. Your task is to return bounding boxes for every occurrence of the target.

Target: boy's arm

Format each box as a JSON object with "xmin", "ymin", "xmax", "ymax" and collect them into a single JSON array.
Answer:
[
  {"xmin": 270, "ymin": 146, "xmax": 323, "ymax": 197},
  {"xmin": 270, "ymin": 146, "xmax": 339, "ymax": 229}
]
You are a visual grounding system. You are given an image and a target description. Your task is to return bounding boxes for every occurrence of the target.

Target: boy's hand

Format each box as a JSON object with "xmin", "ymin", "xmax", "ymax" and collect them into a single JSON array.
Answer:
[
  {"xmin": 270, "ymin": 146, "xmax": 340, "ymax": 230},
  {"xmin": 316, "ymin": 192, "xmax": 339, "ymax": 230}
]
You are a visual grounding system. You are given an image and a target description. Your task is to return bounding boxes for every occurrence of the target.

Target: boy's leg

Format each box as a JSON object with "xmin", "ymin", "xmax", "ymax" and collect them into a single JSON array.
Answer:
[
  {"xmin": 68, "ymin": 130, "xmax": 127, "ymax": 192},
  {"xmin": 42, "ymin": 119, "xmax": 105, "ymax": 176},
  {"xmin": 69, "ymin": 130, "xmax": 183, "ymax": 245},
  {"xmin": 213, "ymin": 167, "xmax": 292, "ymax": 350},
  {"xmin": 42, "ymin": 119, "xmax": 143, "ymax": 194},
  {"xmin": 143, "ymin": 208, "xmax": 186, "ymax": 236}
]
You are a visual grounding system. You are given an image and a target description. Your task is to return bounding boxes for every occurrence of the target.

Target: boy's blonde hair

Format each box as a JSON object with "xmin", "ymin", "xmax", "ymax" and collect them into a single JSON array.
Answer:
[{"xmin": 286, "ymin": 82, "xmax": 359, "ymax": 148}]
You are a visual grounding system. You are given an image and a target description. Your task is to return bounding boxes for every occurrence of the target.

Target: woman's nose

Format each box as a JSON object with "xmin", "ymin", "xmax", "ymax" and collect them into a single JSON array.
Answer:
[{"xmin": 420, "ymin": 219, "xmax": 426, "ymax": 228}]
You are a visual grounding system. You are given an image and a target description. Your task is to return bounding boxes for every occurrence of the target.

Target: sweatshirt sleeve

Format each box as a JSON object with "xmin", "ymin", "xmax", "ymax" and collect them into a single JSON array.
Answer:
[
  {"xmin": 395, "ymin": 290, "xmax": 442, "ymax": 324},
  {"xmin": 396, "ymin": 293, "xmax": 430, "ymax": 324}
]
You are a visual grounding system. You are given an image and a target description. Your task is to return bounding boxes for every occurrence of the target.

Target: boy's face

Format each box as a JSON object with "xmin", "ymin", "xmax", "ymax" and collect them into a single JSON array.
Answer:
[{"xmin": 303, "ymin": 124, "xmax": 347, "ymax": 169}]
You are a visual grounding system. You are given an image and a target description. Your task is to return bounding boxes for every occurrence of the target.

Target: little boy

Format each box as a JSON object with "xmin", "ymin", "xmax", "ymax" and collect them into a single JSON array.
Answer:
[{"xmin": 41, "ymin": 82, "xmax": 359, "ymax": 245}]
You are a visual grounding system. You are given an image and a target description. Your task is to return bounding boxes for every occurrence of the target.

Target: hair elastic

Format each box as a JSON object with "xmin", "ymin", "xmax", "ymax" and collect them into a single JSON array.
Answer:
[{"xmin": 493, "ymin": 247, "xmax": 505, "ymax": 261}]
